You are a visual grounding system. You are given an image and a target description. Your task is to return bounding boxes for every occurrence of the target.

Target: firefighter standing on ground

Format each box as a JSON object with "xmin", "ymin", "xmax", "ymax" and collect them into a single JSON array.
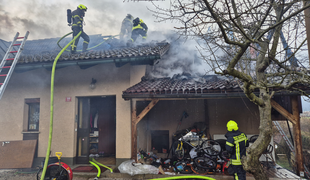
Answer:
[
  {"xmin": 130, "ymin": 17, "xmax": 148, "ymax": 43},
  {"xmin": 120, "ymin": 14, "xmax": 134, "ymax": 42},
  {"xmin": 71, "ymin": 4, "xmax": 89, "ymax": 53},
  {"xmin": 225, "ymin": 120, "xmax": 249, "ymax": 180}
]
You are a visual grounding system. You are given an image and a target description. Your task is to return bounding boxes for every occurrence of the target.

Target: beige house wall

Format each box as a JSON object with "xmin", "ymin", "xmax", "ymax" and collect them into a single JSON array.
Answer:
[{"xmin": 0, "ymin": 63, "xmax": 146, "ymax": 160}]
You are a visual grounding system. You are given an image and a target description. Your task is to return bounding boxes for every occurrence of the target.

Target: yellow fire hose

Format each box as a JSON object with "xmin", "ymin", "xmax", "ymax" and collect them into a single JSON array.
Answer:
[
  {"xmin": 89, "ymin": 161, "xmax": 101, "ymax": 179},
  {"xmin": 150, "ymin": 176, "xmax": 215, "ymax": 180},
  {"xmin": 89, "ymin": 157, "xmax": 113, "ymax": 179},
  {"xmin": 40, "ymin": 31, "xmax": 82, "ymax": 180},
  {"xmin": 90, "ymin": 158, "xmax": 113, "ymax": 173},
  {"xmin": 57, "ymin": 32, "xmax": 119, "ymax": 52}
]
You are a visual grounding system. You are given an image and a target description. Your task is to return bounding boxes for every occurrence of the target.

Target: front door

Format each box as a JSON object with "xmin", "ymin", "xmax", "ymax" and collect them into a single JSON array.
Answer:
[{"xmin": 76, "ymin": 97, "xmax": 90, "ymax": 164}]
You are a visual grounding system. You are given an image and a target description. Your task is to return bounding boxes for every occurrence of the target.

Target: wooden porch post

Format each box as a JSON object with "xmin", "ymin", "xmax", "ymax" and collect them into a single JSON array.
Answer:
[
  {"xmin": 131, "ymin": 99, "xmax": 159, "ymax": 161},
  {"xmin": 304, "ymin": 0, "xmax": 310, "ymax": 66},
  {"xmin": 131, "ymin": 99, "xmax": 137, "ymax": 161},
  {"xmin": 291, "ymin": 96, "xmax": 304, "ymax": 176}
]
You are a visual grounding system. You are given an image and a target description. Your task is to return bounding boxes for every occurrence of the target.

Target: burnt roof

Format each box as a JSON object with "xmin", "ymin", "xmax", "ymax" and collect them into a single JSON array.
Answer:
[
  {"xmin": 122, "ymin": 73, "xmax": 310, "ymax": 100},
  {"xmin": 122, "ymin": 74, "xmax": 246, "ymax": 99},
  {"xmin": 0, "ymin": 34, "xmax": 170, "ymax": 71}
]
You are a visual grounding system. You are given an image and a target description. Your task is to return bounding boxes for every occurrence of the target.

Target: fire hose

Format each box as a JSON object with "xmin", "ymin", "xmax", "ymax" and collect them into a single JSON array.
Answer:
[
  {"xmin": 57, "ymin": 32, "xmax": 119, "ymax": 52},
  {"xmin": 41, "ymin": 31, "xmax": 115, "ymax": 180},
  {"xmin": 40, "ymin": 31, "xmax": 82, "ymax": 180},
  {"xmin": 150, "ymin": 175, "xmax": 215, "ymax": 180},
  {"xmin": 89, "ymin": 158, "xmax": 114, "ymax": 180}
]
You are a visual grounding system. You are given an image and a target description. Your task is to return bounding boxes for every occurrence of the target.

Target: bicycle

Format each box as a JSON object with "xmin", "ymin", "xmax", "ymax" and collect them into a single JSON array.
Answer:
[
  {"xmin": 37, "ymin": 152, "xmax": 73, "ymax": 180},
  {"xmin": 173, "ymin": 131, "xmax": 222, "ymax": 174},
  {"xmin": 173, "ymin": 131, "xmax": 221, "ymax": 159}
]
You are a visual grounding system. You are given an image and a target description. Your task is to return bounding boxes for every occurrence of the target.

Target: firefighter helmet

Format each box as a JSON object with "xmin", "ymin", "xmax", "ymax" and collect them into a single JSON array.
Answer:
[
  {"xmin": 78, "ymin": 4, "xmax": 87, "ymax": 11},
  {"xmin": 127, "ymin": 14, "xmax": 133, "ymax": 20},
  {"xmin": 227, "ymin": 120, "xmax": 238, "ymax": 131}
]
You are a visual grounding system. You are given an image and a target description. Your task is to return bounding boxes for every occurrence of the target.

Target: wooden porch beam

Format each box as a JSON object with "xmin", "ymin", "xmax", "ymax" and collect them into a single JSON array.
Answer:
[
  {"xmin": 270, "ymin": 99, "xmax": 297, "ymax": 125},
  {"xmin": 131, "ymin": 99, "xmax": 159, "ymax": 161},
  {"xmin": 291, "ymin": 96, "xmax": 304, "ymax": 176},
  {"xmin": 134, "ymin": 99, "xmax": 159, "ymax": 125}
]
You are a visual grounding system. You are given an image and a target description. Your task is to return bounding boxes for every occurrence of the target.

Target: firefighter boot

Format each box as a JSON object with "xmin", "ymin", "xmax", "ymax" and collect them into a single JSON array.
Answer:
[
  {"xmin": 83, "ymin": 42, "xmax": 88, "ymax": 53},
  {"xmin": 126, "ymin": 40, "xmax": 133, "ymax": 47}
]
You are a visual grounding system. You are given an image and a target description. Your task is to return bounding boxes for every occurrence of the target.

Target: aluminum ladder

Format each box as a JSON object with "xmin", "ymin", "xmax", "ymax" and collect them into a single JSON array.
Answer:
[
  {"xmin": 0, "ymin": 31, "xmax": 29, "ymax": 100},
  {"xmin": 273, "ymin": 121, "xmax": 310, "ymax": 178}
]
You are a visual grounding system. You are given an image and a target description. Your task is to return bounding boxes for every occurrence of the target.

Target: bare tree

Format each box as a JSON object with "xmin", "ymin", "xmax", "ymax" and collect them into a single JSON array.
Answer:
[{"xmin": 150, "ymin": 0, "xmax": 310, "ymax": 179}]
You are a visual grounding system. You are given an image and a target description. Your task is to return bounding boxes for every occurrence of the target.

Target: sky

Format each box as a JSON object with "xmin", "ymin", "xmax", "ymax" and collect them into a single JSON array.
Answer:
[{"xmin": 0, "ymin": 0, "xmax": 309, "ymax": 112}]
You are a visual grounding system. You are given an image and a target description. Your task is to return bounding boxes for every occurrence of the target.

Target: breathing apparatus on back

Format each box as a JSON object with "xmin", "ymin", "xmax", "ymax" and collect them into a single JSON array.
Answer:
[{"xmin": 67, "ymin": 9, "xmax": 72, "ymax": 26}]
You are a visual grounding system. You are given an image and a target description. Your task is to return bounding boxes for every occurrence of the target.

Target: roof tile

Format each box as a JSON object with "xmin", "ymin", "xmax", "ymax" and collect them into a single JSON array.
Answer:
[{"xmin": 123, "ymin": 75, "xmax": 242, "ymax": 97}]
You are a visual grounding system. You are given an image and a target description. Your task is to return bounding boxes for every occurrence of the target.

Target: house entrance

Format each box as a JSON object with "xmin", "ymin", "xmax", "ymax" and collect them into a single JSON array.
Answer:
[{"xmin": 76, "ymin": 96, "xmax": 116, "ymax": 164}]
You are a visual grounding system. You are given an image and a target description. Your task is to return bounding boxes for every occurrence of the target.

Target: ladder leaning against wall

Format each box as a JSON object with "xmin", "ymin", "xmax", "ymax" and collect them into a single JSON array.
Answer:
[
  {"xmin": 273, "ymin": 121, "xmax": 310, "ymax": 178},
  {"xmin": 0, "ymin": 31, "xmax": 29, "ymax": 100}
]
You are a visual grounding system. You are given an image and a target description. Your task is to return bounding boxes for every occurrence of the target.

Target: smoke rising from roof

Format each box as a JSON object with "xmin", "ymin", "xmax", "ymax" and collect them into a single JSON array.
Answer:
[
  {"xmin": 0, "ymin": 0, "xmax": 211, "ymax": 79},
  {"xmin": 0, "ymin": 0, "xmax": 176, "ymax": 41},
  {"xmin": 147, "ymin": 32, "xmax": 211, "ymax": 79}
]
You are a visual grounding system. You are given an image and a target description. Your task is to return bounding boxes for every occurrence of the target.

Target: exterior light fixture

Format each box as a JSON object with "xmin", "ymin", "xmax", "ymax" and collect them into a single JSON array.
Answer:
[{"xmin": 90, "ymin": 78, "xmax": 97, "ymax": 89}]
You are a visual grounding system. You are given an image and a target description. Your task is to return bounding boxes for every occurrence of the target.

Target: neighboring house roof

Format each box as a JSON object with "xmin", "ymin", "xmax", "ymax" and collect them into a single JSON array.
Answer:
[{"xmin": 0, "ymin": 34, "xmax": 170, "ymax": 72}]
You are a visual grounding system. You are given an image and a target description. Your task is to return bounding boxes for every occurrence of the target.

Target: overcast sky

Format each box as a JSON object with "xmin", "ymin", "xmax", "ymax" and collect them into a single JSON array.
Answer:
[{"xmin": 0, "ymin": 0, "xmax": 177, "ymax": 41}]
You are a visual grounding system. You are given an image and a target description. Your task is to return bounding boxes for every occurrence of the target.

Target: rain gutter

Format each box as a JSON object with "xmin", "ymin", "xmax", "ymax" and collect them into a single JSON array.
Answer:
[
  {"xmin": 15, "ymin": 55, "xmax": 161, "ymax": 71},
  {"xmin": 122, "ymin": 91, "xmax": 310, "ymax": 100}
]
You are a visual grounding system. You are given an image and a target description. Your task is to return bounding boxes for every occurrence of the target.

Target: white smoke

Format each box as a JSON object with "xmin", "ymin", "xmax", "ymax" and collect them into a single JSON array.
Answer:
[
  {"xmin": 147, "ymin": 32, "xmax": 212, "ymax": 78},
  {"xmin": 0, "ymin": 0, "xmax": 212, "ymax": 79},
  {"xmin": 0, "ymin": 0, "xmax": 178, "ymax": 40}
]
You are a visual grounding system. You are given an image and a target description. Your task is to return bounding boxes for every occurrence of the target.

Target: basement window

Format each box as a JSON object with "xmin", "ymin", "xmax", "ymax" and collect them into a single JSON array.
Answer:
[{"xmin": 26, "ymin": 98, "xmax": 40, "ymax": 131}]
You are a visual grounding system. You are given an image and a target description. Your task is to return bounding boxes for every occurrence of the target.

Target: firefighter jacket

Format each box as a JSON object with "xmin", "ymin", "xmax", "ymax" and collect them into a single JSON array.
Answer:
[
  {"xmin": 71, "ymin": 8, "xmax": 85, "ymax": 30},
  {"xmin": 120, "ymin": 17, "xmax": 133, "ymax": 36},
  {"xmin": 132, "ymin": 18, "xmax": 148, "ymax": 32},
  {"xmin": 225, "ymin": 130, "xmax": 249, "ymax": 165}
]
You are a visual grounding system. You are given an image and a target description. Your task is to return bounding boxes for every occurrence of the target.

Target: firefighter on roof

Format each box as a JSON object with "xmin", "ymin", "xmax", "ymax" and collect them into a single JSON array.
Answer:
[
  {"xmin": 130, "ymin": 17, "xmax": 148, "ymax": 43},
  {"xmin": 225, "ymin": 120, "xmax": 249, "ymax": 180},
  {"xmin": 71, "ymin": 4, "xmax": 89, "ymax": 53},
  {"xmin": 120, "ymin": 14, "xmax": 134, "ymax": 42}
]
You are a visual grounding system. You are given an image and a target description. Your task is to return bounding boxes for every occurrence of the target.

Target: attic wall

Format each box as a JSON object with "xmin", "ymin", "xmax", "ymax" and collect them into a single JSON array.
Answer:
[
  {"xmin": 0, "ymin": 63, "xmax": 146, "ymax": 159},
  {"xmin": 136, "ymin": 97, "xmax": 260, "ymax": 152}
]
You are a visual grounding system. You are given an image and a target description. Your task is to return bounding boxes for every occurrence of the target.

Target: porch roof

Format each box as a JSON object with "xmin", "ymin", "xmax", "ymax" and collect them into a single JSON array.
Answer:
[
  {"xmin": 0, "ymin": 34, "xmax": 170, "ymax": 72},
  {"xmin": 122, "ymin": 74, "xmax": 310, "ymax": 100}
]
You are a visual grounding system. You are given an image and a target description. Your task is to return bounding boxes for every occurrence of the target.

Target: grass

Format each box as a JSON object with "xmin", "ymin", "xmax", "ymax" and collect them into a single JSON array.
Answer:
[{"xmin": 276, "ymin": 154, "xmax": 293, "ymax": 171}]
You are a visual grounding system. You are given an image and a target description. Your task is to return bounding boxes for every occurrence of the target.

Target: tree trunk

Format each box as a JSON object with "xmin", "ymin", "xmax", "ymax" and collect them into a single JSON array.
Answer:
[{"xmin": 243, "ymin": 89, "xmax": 273, "ymax": 180}]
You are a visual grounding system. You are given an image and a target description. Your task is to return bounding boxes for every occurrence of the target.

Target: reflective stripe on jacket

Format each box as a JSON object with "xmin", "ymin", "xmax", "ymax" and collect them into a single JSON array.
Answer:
[
  {"xmin": 132, "ymin": 20, "xmax": 148, "ymax": 31},
  {"xmin": 225, "ymin": 130, "xmax": 249, "ymax": 165},
  {"xmin": 71, "ymin": 8, "xmax": 84, "ymax": 28}
]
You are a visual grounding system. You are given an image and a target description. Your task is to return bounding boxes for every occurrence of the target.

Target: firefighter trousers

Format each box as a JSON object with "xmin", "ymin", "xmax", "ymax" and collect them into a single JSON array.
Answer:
[
  {"xmin": 71, "ymin": 28, "xmax": 90, "ymax": 53},
  {"xmin": 131, "ymin": 28, "xmax": 147, "ymax": 42},
  {"xmin": 232, "ymin": 165, "xmax": 246, "ymax": 180}
]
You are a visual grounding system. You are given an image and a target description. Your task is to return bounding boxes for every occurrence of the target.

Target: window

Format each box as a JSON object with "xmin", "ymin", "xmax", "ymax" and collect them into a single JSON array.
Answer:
[
  {"xmin": 26, "ymin": 99, "xmax": 40, "ymax": 131},
  {"xmin": 151, "ymin": 130, "xmax": 169, "ymax": 153}
]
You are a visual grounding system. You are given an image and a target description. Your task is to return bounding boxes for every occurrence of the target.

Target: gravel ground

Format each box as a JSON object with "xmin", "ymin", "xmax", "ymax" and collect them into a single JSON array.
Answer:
[{"xmin": 0, "ymin": 169, "xmax": 133, "ymax": 180}]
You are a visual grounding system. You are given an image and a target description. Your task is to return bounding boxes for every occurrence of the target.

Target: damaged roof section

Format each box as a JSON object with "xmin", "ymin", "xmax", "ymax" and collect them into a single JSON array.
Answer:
[
  {"xmin": 0, "ymin": 34, "xmax": 170, "ymax": 71},
  {"xmin": 122, "ymin": 73, "xmax": 310, "ymax": 100},
  {"xmin": 122, "ymin": 74, "xmax": 245, "ymax": 99}
]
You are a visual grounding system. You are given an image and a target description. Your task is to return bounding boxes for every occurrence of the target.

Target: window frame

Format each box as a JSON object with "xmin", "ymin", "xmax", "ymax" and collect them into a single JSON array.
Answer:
[{"xmin": 25, "ymin": 98, "xmax": 40, "ymax": 131}]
